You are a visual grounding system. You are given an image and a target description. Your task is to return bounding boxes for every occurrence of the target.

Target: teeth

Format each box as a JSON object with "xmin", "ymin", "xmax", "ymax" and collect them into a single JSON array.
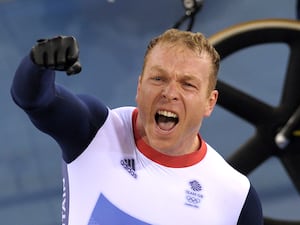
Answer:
[{"xmin": 157, "ymin": 110, "xmax": 178, "ymax": 118}]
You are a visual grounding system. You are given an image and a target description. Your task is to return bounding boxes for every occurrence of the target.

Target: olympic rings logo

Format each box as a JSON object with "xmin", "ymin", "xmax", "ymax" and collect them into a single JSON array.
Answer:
[{"xmin": 186, "ymin": 196, "xmax": 201, "ymax": 204}]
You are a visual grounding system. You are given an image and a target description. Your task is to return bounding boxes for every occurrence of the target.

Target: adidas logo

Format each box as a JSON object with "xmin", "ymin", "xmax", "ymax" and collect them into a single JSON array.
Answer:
[{"xmin": 120, "ymin": 158, "xmax": 137, "ymax": 179}]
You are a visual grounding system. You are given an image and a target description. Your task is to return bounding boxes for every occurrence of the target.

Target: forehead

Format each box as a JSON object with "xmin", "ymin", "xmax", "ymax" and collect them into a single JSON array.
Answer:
[{"xmin": 145, "ymin": 43, "xmax": 212, "ymax": 77}]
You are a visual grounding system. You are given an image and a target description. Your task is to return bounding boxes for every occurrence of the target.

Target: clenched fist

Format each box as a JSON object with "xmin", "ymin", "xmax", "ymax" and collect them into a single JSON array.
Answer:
[{"xmin": 30, "ymin": 36, "xmax": 82, "ymax": 75}]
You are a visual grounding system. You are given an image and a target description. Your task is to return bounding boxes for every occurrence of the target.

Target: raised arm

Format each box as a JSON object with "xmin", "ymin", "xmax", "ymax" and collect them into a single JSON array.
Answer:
[{"xmin": 11, "ymin": 36, "xmax": 108, "ymax": 163}]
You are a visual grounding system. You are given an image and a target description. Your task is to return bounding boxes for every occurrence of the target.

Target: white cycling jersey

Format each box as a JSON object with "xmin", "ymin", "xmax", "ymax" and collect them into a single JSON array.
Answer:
[{"xmin": 62, "ymin": 107, "xmax": 250, "ymax": 225}]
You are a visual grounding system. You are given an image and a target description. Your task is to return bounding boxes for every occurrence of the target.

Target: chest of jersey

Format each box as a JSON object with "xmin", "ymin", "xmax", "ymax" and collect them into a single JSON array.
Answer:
[{"xmin": 64, "ymin": 108, "xmax": 249, "ymax": 225}]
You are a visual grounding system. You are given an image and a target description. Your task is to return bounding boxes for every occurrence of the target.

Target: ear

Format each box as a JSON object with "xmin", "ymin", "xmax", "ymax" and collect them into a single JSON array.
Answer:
[
  {"xmin": 204, "ymin": 89, "xmax": 218, "ymax": 117},
  {"xmin": 135, "ymin": 75, "xmax": 142, "ymax": 102}
]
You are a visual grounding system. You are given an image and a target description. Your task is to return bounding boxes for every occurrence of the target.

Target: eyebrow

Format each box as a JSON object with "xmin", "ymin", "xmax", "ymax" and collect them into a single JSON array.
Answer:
[{"xmin": 149, "ymin": 65, "xmax": 165, "ymax": 73}]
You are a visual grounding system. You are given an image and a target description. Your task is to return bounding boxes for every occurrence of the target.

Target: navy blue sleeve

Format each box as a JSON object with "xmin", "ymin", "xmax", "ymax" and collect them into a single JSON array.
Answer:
[
  {"xmin": 237, "ymin": 184, "xmax": 263, "ymax": 225},
  {"xmin": 11, "ymin": 55, "xmax": 108, "ymax": 163}
]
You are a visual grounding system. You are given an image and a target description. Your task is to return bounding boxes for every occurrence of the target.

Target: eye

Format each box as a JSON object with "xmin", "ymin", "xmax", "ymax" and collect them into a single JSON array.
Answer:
[
  {"xmin": 184, "ymin": 82, "xmax": 193, "ymax": 87},
  {"xmin": 150, "ymin": 75, "xmax": 165, "ymax": 83},
  {"xmin": 152, "ymin": 76, "xmax": 162, "ymax": 81},
  {"xmin": 183, "ymin": 82, "xmax": 196, "ymax": 89}
]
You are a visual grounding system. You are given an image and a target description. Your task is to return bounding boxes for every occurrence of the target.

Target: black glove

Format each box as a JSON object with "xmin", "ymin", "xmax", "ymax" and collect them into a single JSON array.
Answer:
[{"xmin": 30, "ymin": 36, "xmax": 82, "ymax": 75}]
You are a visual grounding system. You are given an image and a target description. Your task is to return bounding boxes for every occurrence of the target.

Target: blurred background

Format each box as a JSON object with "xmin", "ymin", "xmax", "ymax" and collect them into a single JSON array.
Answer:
[{"xmin": 1, "ymin": 0, "xmax": 299, "ymax": 224}]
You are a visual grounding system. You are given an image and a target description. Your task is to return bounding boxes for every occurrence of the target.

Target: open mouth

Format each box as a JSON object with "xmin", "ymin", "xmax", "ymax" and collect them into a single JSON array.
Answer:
[{"xmin": 155, "ymin": 110, "xmax": 179, "ymax": 131}]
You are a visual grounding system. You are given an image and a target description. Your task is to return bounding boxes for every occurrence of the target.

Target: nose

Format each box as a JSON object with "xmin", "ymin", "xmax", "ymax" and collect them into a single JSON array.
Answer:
[{"xmin": 162, "ymin": 81, "xmax": 179, "ymax": 101}]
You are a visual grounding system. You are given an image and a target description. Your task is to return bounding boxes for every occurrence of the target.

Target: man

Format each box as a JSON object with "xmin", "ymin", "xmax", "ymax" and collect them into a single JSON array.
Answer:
[{"xmin": 11, "ymin": 29, "xmax": 263, "ymax": 225}]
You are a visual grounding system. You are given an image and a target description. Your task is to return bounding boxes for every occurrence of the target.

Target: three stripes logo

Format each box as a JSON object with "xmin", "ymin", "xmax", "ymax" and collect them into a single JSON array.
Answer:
[{"xmin": 120, "ymin": 158, "xmax": 137, "ymax": 179}]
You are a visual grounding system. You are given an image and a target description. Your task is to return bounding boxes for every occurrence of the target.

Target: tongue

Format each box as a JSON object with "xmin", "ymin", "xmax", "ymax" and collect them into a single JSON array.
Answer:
[{"xmin": 158, "ymin": 121, "xmax": 176, "ymax": 131}]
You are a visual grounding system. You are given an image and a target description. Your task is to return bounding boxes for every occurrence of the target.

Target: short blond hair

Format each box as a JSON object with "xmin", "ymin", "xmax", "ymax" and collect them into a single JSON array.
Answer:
[{"xmin": 142, "ymin": 29, "xmax": 220, "ymax": 91}]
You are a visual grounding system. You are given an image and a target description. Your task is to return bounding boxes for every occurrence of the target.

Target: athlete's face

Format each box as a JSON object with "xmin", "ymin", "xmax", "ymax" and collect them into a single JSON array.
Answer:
[{"xmin": 136, "ymin": 43, "xmax": 218, "ymax": 155}]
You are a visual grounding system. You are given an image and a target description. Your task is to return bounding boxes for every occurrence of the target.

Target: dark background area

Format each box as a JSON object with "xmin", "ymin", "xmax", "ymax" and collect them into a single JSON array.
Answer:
[{"xmin": 0, "ymin": 0, "xmax": 299, "ymax": 224}]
